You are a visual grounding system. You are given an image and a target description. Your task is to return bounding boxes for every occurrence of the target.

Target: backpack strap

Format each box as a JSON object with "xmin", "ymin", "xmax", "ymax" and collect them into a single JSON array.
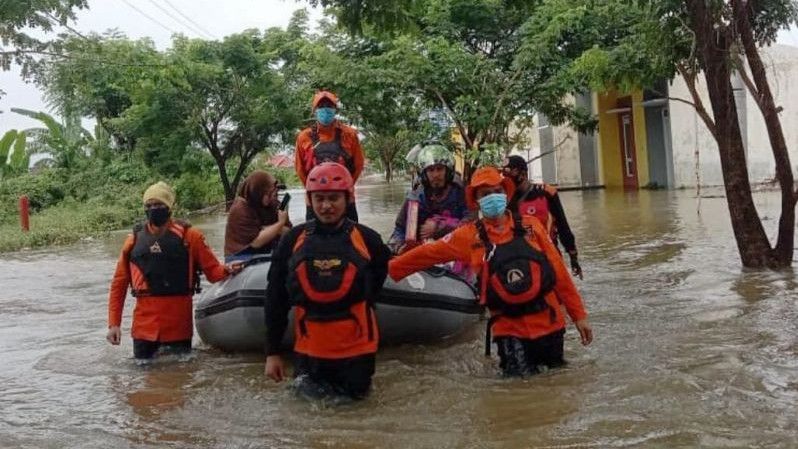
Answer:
[
  {"xmin": 474, "ymin": 219, "xmax": 496, "ymax": 262},
  {"xmin": 311, "ymin": 124, "xmax": 319, "ymax": 146},
  {"xmin": 512, "ymin": 213, "xmax": 526, "ymax": 237}
]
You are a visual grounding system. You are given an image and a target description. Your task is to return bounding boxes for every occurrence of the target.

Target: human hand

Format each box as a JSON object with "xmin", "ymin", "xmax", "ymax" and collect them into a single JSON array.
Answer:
[
  {"xmin": 265, "ymin": 355, "xmax": 286, "ymax": 382},
  {"xmin": 226, "ymin": 262, "xmax": 244, "ymax": 276},
  {"xmin": 574, "ymin": 319, "xmax": 593, "ymax": 346},
  {"xmin": 277, "ymin": 209, "xmax": 289, "ymax": 225},
  {"xmin": 569, "ymin": 253, "xmax": 583, "ymax": 280},
  {"xmin": 106, "ymin": 326, "xmax": 121, "ymax": 345}
]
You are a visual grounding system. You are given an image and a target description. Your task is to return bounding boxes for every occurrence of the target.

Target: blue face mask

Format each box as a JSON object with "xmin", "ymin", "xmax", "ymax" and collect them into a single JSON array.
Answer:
[
  {"xmin": 478, "ymin": 193, "xmax": 507, "ymax": 218},
  {"xmin": 315, "ymin": 107, "xmax": 336, "ymax": 126}
]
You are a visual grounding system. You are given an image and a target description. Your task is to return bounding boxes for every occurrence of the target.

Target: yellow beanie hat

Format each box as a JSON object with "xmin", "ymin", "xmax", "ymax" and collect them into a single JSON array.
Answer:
[{"xmin": 142, "ymin": 181, "xmax": 176, "ymax": 209}]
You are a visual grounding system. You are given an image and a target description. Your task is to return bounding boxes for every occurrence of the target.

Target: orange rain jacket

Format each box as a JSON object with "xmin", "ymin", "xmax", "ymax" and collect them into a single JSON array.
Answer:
[
  {"xmin": 294, "ymin": 122, "xmax": 365, "ymax": 184},
  {"xmin": 107, "ymin": 220, "xmax": 229, "ymax": 342},
  {"xmin": 389, "ymin": 212, "xmax": 588, "ymax": 340}
]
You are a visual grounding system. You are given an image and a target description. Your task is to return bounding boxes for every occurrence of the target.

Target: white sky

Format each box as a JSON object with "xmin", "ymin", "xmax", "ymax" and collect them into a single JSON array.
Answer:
[{"xmin": 1, "ymin": 1, "xmax": 798, "ymax": 135}]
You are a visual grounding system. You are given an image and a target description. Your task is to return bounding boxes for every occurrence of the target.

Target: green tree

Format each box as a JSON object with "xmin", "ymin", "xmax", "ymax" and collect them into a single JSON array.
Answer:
[
  {"xmin": 0, "ymin": 0, "xmax": 88, "ymax": 80},
  {"xmin": 159, "ymin": 32, "xmax": 304, "ymax": 204},
  {"xmin": 308, "ymin": 0, "xmax": 593, "ymax": 177},
  {"xmin": 517, "ymin": 0, "xmax": 798, "ymax": 268},
  {"xmin": 321, "ymin": 0, "xmax": 798, "ymax": 268},
  {"xmin": 39, "ymin": 33, "xmax": 163, "ymax": 152}
]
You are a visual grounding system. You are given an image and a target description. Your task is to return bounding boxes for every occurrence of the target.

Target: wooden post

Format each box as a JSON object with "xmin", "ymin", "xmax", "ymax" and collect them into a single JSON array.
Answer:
[{"xmin": 19, "ymin": 195, "xmax": 29, "ymax": 232}]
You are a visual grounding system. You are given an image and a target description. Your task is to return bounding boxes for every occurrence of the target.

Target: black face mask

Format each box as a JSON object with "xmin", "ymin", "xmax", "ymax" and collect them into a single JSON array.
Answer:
[{"xmin": 146, "ymin": 207, "xmax": 171, "ymax": 226}]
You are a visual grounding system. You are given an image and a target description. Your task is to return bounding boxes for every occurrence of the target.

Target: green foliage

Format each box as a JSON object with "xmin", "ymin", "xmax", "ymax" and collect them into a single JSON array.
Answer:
[
  {"xmin": 0, "ymin": 199, "xmax": 138, "ymax": 253},
  {"xmin": 172, "ymin": 172, "xmax": 225, "ymax": 212},
  {"xmin": 11, "ymin": 107, "xmax": 96, "ymax": 169},
  {"xmin": 0, "ymin": 0, "xmax": 88, "ymax": 77},
  {"xmin": 0, "ymin": 130, "xmax": 30, "ymax": 178}
]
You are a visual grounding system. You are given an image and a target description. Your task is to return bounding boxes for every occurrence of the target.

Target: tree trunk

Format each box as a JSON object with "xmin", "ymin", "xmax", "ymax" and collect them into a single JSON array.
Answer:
[
  {"xmin": 384, "ymin": 161, "xmax": 393, "ymax": 182},
  {"xmin": 732, "ymin": 0, "xmax": 797, "ymax": 267},
  {"xmin": 687, "ymin": 0, "xmax": 774, "ymax": 267}
]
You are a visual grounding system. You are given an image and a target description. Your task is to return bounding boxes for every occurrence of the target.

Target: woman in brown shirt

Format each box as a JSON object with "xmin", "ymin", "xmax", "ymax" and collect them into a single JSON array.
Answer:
[{"xmin": 224, "ymin": 170, "xmax": 290, "ymax": 262}]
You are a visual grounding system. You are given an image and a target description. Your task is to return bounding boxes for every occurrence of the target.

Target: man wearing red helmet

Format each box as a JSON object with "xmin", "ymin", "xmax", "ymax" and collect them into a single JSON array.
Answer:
[
  {"xmin": 295, "ymin": 90, "xmax": 364, "ymax": 221},
  {"xmin": 264, "ymin": 162, "xmax": 390, "ymax": 401},
  {"xmin": 389, "ymin": 166, "xmax": 592, "ymax": 378}
]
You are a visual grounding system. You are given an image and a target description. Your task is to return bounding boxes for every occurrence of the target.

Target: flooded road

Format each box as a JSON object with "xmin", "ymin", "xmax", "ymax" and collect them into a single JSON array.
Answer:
[{"xmin": 1, "ymin": 184, "xmax": 797, "ymax": 448}]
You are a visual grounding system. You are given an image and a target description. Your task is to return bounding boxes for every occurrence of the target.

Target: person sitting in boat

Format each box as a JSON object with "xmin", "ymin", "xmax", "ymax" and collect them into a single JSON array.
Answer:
[
  {"xmin": 106, "ymin": 182, "xmax": 242, "ymax": 361},
  {"xmin": 388, "ymin": 167, "xmax": 593, "ymax": 377},
  {"xmin": 264, "ymin": 162, "xmax": 390, "ymax": 401},
  {"xmin": 502, "ymin": 155, "xmax": 582, "ymax": 279},
  {"xmin": 224, "ymin": 170, "xmax": 291, "ymax": 263},
  {"xmin": 388, "ymin": 144, "xmax": 467, "ymax": 255}
]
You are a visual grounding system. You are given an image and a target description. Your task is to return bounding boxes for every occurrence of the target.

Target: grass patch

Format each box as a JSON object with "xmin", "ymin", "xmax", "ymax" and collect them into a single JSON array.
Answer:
[{"xmin": 0, "ymin": 200, "xmax": 140, "ymax": 253}]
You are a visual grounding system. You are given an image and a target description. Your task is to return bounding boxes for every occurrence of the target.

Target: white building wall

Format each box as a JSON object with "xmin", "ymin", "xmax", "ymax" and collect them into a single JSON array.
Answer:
[
  {"xmin": 669, "ymin": 44, "xmax": 798, "ymax": 188},
  {"xmin": 508, "ymin": 116, "xmax": 543, "ymax": 181}
]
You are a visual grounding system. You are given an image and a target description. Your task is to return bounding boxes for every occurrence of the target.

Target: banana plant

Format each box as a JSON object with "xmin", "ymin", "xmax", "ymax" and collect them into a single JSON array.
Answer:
[
  {"xmin": 0, "ymin": 130, "xmax": 31, "ymax": 179},
  {"xmin": 11, "ymin": 108, "xmax": 94, "ymax": 169}
]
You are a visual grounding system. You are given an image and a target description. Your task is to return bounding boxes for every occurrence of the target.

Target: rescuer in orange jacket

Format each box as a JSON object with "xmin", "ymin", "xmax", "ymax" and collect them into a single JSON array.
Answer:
[
  {"xmin": 264, "ymin": 163, "xmax": 390, "ymax": 400},
  {"xmin": 295, "ymin": 90, "xmax": 364, "ymax": 221},
  {"xmin": 502, "ymin": 155, "xmax": 582, "ymax": 279},
  {"xmin": 389, "ymin": 167, "xmax": 593, "ymax": 377},
  {"xmin": 106, "ymin": 182, "xmax": 242, "ymax": 360}
]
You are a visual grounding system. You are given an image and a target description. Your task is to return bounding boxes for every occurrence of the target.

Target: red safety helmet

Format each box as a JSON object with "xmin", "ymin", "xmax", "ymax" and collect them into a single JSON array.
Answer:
[
  {"xmin": 311, "ymin": 90, "xmax": 339, "ymax": 110},
  {"xmin": 465, "ymin": 166, "xmax": 515, "ymax": 210},
  {"xmin": 305, "ymin": 162, "xmax": 354, "ymax": 202}
]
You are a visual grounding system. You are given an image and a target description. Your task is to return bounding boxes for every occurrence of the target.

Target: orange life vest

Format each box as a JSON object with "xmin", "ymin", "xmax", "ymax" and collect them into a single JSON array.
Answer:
[
  {"xmin": 287, "ymin": 220, "xmax": 377, "ymax": 359},
  {"xmin": 128, "ymin": 221, "xmax": 199, "ymax": 297}
]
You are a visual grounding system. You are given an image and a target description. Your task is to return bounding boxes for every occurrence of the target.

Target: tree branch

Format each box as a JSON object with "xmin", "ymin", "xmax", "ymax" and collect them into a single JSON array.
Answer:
[
  {"xmin": 433, "ymin": 88, "xmax": 473, "ymax": 149},
  {"xmin": 677, "ymin": 64, "xmax": 718, "ymax": 140}
]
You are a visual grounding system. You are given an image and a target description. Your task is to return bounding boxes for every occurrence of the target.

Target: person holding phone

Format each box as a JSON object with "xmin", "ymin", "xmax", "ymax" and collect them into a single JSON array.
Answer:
[{"xmin": 224, "ymin": 170, "xmax": 291, "ymax": 263}]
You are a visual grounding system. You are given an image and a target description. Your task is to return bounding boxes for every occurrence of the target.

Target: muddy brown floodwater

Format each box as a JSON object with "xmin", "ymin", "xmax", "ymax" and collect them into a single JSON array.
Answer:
[{"xmin": 1, "ymin": 184, "xmax": 796, "ymax": 448}]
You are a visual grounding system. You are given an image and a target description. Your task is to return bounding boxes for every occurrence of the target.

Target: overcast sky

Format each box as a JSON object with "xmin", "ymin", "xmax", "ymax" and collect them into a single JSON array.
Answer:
[
  {"xmin": 2, "ymin": 0, "xmax": 798, "ymax": 135},
  {"xmin": 0, "ymin": 0, "xmax": 322, "ymax": 133}
]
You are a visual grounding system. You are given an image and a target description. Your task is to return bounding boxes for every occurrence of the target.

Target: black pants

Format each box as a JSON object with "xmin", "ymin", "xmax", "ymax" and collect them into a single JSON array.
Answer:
[
  {"xmin": 305, "ymin": 203, "xmax": 358, "ymax": 222},
  {"xmin": 293, "ymin": 353, "xmax": 375, "ymax": 400},
  {"xmin": 133, "ymin": 339, "xmax": 192, "ymax": 360},
  {"xmin": 495, "ymin": 329, "xmax": 565, "ymax": 377}
]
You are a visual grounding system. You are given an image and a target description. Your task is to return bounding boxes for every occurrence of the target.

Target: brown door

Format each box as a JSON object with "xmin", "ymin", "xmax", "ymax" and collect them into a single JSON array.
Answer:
[{"xmin": 617, "ymin": 99, "xmax": 639, "ymax": 189}]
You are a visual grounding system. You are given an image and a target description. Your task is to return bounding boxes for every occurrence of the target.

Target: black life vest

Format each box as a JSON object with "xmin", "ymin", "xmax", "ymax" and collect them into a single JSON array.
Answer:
[
  {"xmin": 311, "ymin": 125, "xmax": 355, "ymax": 174},
  {"xmin": 287, "ymin": 219, "xmax": 372, "ymax": 329},
  {"xmin": 476, "ymin": 214, "xmax": 556, "ymax": 317},
  {"xmin": 128, "ymin": 221, "xmax": 196, "ymax": 297}
]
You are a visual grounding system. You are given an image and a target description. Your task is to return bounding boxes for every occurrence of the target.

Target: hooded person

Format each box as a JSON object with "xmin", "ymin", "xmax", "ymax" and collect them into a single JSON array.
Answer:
[
  {"xmin": 106, "ymin": 182, "xmax": 242, "ymax": 360},
  {"xmin": 388, "ymin": 167, "xmax": 593, "ymax": 377},
  {"xmin": 264, "ymin": 162, "xmax": 390, "ymax": 401},
  {"xmin": 502, "ymin": 155, "xmax": 582, "ymax": 279},
  {"xmin": 224, "ymin": 170, "xmax": 291, "ymax": 263},
  {"xmin": 294, "ymin": 90, "xmax": 364, "ymax": 221},
  {"xmin": 388, "ymin": 144, "xmax": 467, "ymax": 255}
]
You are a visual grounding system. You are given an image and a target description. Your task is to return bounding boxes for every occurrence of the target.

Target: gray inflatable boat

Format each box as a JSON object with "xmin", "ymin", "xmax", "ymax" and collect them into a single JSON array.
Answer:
[{"xmin": 194, "ymin": 255, "xmax": 482, "ymax": 352}]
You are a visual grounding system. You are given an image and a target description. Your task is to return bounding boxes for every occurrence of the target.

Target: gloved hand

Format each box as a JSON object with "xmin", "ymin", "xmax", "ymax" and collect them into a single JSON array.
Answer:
[
  {"xmin": 530, "ymin": 183, "xmax": 546, "ymax": 193},
  {"xmin": 569, "ymin": 252, "xmax": 583, "ymax": 280}
]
